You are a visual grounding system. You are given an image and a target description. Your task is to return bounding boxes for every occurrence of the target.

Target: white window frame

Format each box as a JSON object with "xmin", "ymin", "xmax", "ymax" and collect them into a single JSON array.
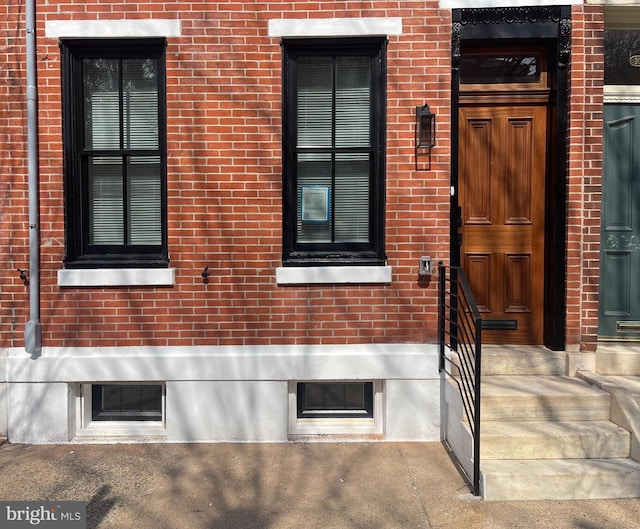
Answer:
[
  {"xmin": 75, "ymin": 382, "xmax": 166, "ymax": 439},
  {"xmin": 288, "ymin": 380, "xmax": 384, "ymax": 438}
]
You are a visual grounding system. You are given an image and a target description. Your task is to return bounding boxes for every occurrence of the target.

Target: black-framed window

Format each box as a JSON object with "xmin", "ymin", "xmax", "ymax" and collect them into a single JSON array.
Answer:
[
  {"xmin": 62, "ymin": 39, "xmax": 168, "ymax": 268},
  {"xmin": 460, "ymin": 52, "xmax": 541, "ymax": 85},
  {"xmin": 91, "ymin": 384, "xmax": 163, "ymax": 422},
  {"xmin": 297, "ymin": 382, "xmax": 374, "ymax": 419},
  {"xmin": 282, "ymin": 38, "xmax": 386, "ymax": 266},
  {"xmin": 604, "ymin": 29, "xmax": 640, "ymax": 86}
]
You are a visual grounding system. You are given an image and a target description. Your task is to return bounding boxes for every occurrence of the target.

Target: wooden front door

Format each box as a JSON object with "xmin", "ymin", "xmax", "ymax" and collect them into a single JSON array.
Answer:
[
  {"xmin": 599, "ymin": 104, "xmax": 640, "ymax": 338},
  {"xmin": 458, "ymin": 101, "xmax": 547, "ymax": 344}
]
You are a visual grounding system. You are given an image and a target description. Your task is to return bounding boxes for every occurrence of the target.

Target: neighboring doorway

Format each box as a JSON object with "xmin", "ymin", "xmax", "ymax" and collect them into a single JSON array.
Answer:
[
  {"xmin": 599, "ymin": 21, "xmax": 640, "ymax": 340},
  {"xmin": 457, "ymin": 48, "xmax": 551, "ymax": 344},
  {"xmin": 599, "ymin": 104, "xmax": 640, "ymax": 339}
]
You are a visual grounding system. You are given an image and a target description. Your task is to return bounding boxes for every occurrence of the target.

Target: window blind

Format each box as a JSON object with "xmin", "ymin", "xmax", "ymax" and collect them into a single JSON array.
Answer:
[
  {"xmin": 84, "ymin": 58, "xmax": 161, "ymax": 246},
  {"xmin": 296, "ymin": 55, "xmax": 372, "ymax": 244}
]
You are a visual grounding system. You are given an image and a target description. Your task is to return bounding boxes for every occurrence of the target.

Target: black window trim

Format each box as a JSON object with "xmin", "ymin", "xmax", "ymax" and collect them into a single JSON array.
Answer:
[
  {"xmin": 281, "ymin": 37, "xmax": 387, "ymax": 267},
  {"xmin": 61, "ymin": 38, "xmax": 169, "ymax": 269},
  {"xmin": 296, "ymin": 381, "xmax": 374, "ymax": 419}
]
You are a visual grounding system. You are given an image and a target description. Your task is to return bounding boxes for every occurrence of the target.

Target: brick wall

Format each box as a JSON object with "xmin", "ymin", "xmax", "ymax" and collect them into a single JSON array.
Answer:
[
  {"xmin": 567, "ymin": 4, "xmax": 604, "ymax": 351},
  {"xmin": 1, "ymin": 2, "xmax": 29, "ymax": 348},
  {"xmin": 1, "ymin": 1, "xmax": 453, "ymax": 348}
]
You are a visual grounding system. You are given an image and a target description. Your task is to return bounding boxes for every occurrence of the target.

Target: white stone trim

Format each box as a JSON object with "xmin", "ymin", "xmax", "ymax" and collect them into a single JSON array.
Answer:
[
  {"xmin": 276, "ymin": 265, "xmax": 392, "ymax": 285},
  {"xmin": 6, "ymin": 344, "xmax": 440, "ymax": 443},
  {"xmin": 58, "ymin": 268, "xmax": 176, "ymax": 287},
  {"xmin": 440, "ymin": 0, "xmax": 580, "ymax": 7},
  {"xmin": 6, "ymin": 343, "xmax": 438, "ymax": 383},
  {"xmin": 74, "ymin": 422, "xmax": 167, "ymax": 440},
  {"xmin": 597, "ymin": 1, "xmax": 640, "ymax": 9},
  {"xmin": 268, "ymin": 17, "xmax": 402, "ymax": 38},
  {"xmin": 45, "ymin": 19, "xmax": 181, "ymax": 39},
  {"xmin": 0, "ymin": 350, "xmax": 6, "ymax": 437},
  {"xmin": 604, "ymin": 86, "xmax": 640, "ymax": 103}
]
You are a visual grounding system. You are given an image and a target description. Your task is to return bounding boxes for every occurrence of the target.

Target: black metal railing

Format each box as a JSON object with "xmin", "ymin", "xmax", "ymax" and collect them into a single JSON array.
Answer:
[{"xmin": 438, "ymin": 262, "xmax": 482, "ymax": 496}]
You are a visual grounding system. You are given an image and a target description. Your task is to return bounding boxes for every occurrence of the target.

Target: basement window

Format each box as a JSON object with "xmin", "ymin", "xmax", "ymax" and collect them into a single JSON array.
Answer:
[
  {"xmin": 289, "ymin": 380, "xmax": 383, "ymax": 438},
  {"xmin": 92, "ymin": 384, "xmax": 163, "ymax": 421},
  {"xmin": 76, "ymin": 383, "xmax": 166, "ymax": 438},
  {"xmin": 297, "ymin": 382, "xmax": 373, "ymax": 418}
]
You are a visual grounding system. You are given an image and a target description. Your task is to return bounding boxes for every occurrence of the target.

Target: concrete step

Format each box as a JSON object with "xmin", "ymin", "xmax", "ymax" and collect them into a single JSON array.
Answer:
[
  {"xmin": 481, "ymin": 346, "xmax": 566, "ymax": 376},
  {"xmin": 481, "ymin": 420, "xmax": 630, "ymax": 460},
  {"xmin": 601, "ymin": 375, "xmax": 640, "ymax": 406},
  {"xmin": 481, "ymin": 375, "xmax": 611, "ymax": 421},
  {"xmin": 481, "ymin": 457, "xmax": 640, "ymax": 501},
  {"xmin": 596, "ymin": 344, "xmax": 640, "ymax": 375}
]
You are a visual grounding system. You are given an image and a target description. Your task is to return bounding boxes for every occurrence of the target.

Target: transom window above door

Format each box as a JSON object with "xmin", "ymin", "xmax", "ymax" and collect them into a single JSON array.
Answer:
[
  {"xmin": 62, "ymin": 39, "xmax": 168, "ymax": 268},
  {"xmin": 605, "ymin": 29, "xmax": 640, "ymax": 86},
  {"xmin": 460, "ymin": 49, "xmax": 548, "ymax": 90},
  {"xmin": 281, "ymin": 38, "xmax": 387, "ymax": 266}
]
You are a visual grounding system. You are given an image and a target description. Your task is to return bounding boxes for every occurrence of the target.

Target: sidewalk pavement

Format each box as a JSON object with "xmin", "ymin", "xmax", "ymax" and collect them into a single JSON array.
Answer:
[{"xmin": 0, "ymin": 441, "xmax": 639, "ymax": 529}]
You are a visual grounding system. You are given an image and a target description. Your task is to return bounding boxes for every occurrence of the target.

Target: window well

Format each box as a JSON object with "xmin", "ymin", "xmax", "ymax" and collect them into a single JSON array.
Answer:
[{"xmin": 92, "ymin": 384, "xmax": 163, "ymax": 422}]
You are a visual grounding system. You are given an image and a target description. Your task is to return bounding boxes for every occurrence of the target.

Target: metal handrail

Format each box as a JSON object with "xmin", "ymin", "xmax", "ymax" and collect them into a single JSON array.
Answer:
[{"xmin": 438, "ymin": 262, "xmax": 482, "ymax": 496}]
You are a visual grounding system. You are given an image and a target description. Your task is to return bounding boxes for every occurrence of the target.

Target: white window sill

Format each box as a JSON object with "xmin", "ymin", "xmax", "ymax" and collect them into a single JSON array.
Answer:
[
  {"xmin": 290, "ymin": 418, "xmax": 381, "ymax": 437},
  {"xmin": 58, "ymin": 268, "xmax": 175, "ymax": 287},
  {"xmin": 276, "ymin": 266, "xmax": 392, "ymax": 285},
  {"xmin": 75, "ymin": 421, "xmax": 166, "ymax": 440}
]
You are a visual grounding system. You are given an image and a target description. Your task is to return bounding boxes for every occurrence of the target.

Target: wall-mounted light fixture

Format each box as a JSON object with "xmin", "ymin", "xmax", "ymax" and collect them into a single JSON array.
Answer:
[
  {"xmin": 416, "ymin": 104, "xmax": 436, "ymax": 149},
  {"xmin": 17, "ymin": 268, "xmax": 29, "ymax": 286}
]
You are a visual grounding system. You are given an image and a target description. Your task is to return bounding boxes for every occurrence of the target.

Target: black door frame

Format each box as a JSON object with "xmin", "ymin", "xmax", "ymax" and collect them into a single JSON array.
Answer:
[{"xmin": 450, "ymin": 6, "xmax": 571, "ymax": 350}]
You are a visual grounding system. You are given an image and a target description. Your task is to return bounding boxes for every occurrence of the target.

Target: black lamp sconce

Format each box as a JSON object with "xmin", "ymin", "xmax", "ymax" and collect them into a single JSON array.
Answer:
[
  {"xmin": 415, "ymin": 104, "xmax": 436, "ymax": 169},
  {"xmin": 17, "ymin": 268, "xmax": 29, "ymax": 286}
]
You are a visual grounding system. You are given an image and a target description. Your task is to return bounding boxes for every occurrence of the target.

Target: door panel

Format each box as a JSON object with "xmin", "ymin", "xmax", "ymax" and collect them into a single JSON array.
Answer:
[
  {"xmin": 459, "ymin": 104, "xmax": 547, "ymax": 344},
  {"xmin": 599, "ymin": 105, "xmax": 640, "ymax": 338}
]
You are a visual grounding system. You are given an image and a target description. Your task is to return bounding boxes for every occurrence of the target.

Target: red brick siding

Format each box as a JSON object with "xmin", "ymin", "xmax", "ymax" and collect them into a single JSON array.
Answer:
[
  {"xmin": 1, "ymin": 2, "xmax": 29, "ymax": 348},
  {"xmin": 1, "ymin": 3, "xmax": 605, "ymax": 351},
  {"xmin": 1, "ymin": 2, "xmax": 453, "ymax": 348},
  {"xmin": 567, "ymin": 5, "xmax": 604, "ymax": 351}
]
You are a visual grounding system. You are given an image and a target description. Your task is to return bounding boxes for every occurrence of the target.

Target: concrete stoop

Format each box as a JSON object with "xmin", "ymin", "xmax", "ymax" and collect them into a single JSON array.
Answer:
[
  {"xmin": 597, "ymin": 343, "xmax": 640, "ymax": 375},
  {"xmin": 481, "ymin": 419, "xmax": 630, "ymax": 460},
  {"xmin": 601, "ymin": 375, "xmax": 640, "ymax": 407},
  {"xmin": 481, "ymin": 457, "xmax": 640, "ymax": 501},
  {"xmin": 475, "ymin": 347, "xmax": 640, "ymax": 501}
]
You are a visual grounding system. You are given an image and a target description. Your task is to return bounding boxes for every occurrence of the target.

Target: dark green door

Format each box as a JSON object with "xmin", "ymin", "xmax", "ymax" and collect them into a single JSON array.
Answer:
[{"xmin": 599, "ymin": 104, "xmax": 640, "ymax": 338}]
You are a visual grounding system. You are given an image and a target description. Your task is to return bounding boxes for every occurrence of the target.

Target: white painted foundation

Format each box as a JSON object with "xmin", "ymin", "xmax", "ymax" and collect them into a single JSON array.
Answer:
[
  {"xmin": 5, "ymin": 343, "xmax": 441, "ymax": 444},
  {"xmin": 0, "ymin": 350, "xmax": 7, "ymax": 437}
]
